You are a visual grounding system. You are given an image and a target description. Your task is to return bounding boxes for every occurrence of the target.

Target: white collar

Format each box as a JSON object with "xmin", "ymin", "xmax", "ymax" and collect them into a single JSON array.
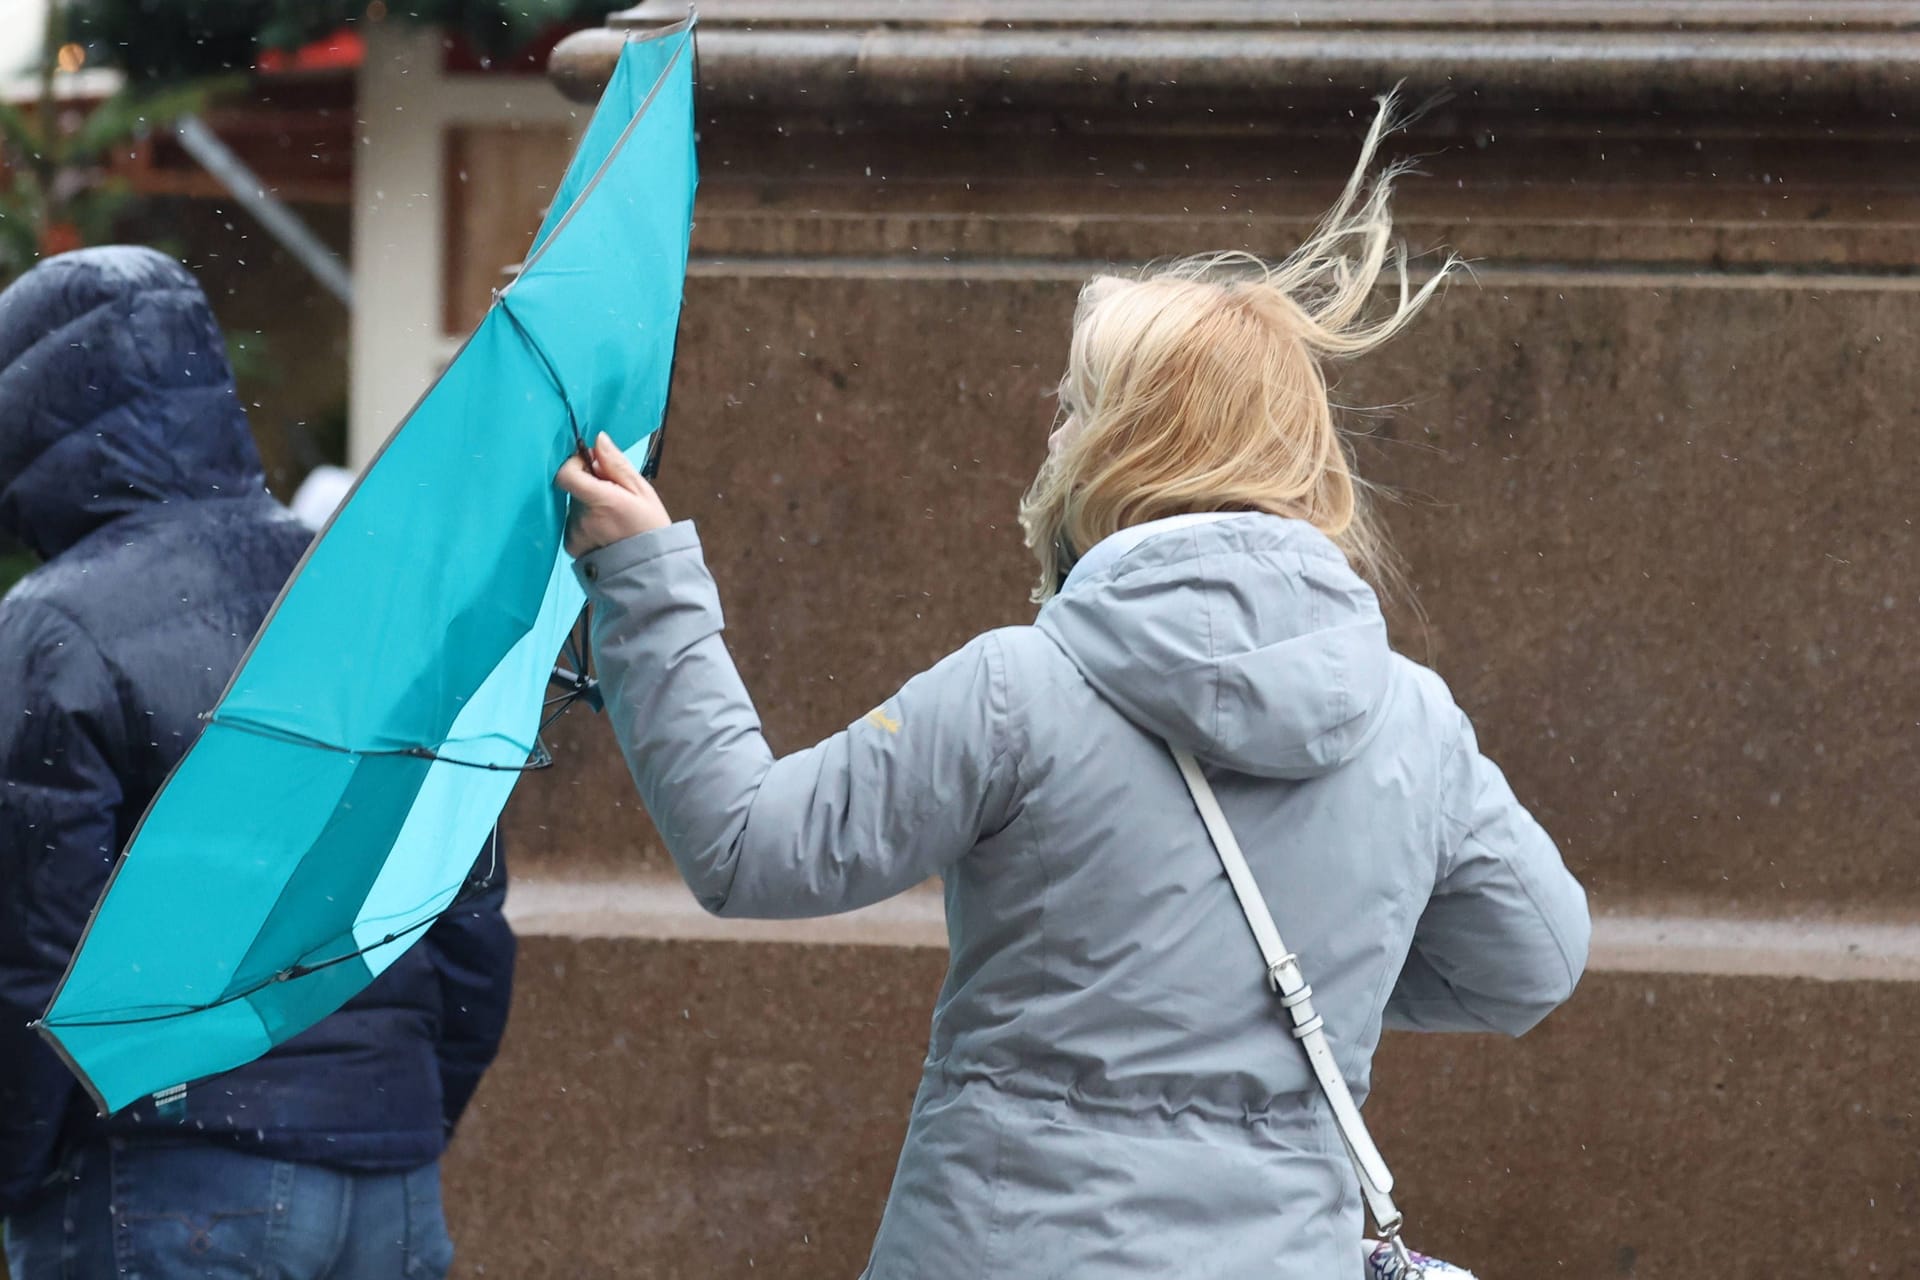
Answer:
[{"xmin": 1059, "ymin": 512, "xmax": 1246, "ymax": 595}]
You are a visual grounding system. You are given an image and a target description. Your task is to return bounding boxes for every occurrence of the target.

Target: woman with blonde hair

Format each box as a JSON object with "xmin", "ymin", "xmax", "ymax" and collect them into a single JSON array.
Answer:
[{"xmin": 556, "ymin": 102, "xmax": 1589, "ymax": 1278}]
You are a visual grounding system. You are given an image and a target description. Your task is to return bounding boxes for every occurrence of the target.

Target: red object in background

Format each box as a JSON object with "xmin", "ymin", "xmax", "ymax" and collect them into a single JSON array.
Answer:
[
  {"xmin": 250, "ymin": 22, "xmax": 580, "ymax": 77},
  {"xmin": 257, "ymin": 30, "xmax": 366, "ymax": 74},
  {"xmin": 38, "ymin": 222, "xmax": 83, "ymax": 257}
]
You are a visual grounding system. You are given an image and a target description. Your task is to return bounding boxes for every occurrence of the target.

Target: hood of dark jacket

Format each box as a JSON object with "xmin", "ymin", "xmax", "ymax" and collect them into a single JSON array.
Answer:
[
  {"xmin": 1037, "ymin": 513, "xmax": 1392, "ymax": 779},
  {"xmin": 0, "ymin": 246, "xmax": 263, "ymax": 559}
]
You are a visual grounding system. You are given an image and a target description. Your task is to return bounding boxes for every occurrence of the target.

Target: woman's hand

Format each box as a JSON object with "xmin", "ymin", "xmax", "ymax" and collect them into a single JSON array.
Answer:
[{"xmin": 555, "ymin": 432, "xmax": 672, "ymax": 557}]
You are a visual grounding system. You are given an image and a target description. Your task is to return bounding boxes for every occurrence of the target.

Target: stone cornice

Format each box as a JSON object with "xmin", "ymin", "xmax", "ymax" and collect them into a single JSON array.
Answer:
[{"xmin": 549, "ymin": 0, "xmax": 1920, "ymax": 124}]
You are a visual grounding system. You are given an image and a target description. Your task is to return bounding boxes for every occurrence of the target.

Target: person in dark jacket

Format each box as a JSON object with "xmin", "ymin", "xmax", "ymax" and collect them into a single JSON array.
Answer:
[{"xmin": 0, "ymin": 247, "xmax": 517, "ymax": 1278}]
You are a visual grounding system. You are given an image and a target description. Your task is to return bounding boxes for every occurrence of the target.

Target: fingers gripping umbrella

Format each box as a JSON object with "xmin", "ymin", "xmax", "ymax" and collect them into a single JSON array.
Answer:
[{"xmin": 35, "ymin": 18, "xmax": 699, "ymax": 1113}]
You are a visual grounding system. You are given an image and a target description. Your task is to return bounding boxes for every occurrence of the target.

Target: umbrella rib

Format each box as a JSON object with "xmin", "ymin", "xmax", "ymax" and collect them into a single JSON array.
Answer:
[
  {"xmin": 499, "ymin": 297, "xmax": 585, "ymax": 451},
  {"xmin": 37, "ymin": 835, "xmax": 503, "ymax": 1030},
  {"xmin": 39, "ymin": 907, "xmax": 439, "ymax": 1027},
  {"xmin": 203, "ymin": 608, "xmax": 600, "ymax": 770},
  {"xmin": 199, "ymin": 712, "xmax": 555, "ymax": 773}
]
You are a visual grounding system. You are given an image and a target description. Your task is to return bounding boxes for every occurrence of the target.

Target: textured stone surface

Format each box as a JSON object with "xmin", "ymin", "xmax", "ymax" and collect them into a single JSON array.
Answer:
[
  {"xmin": 679, "ymin": 127, "xmax": 1920, "ymax": 271},
  {"xmin": 508, "ymin": 271, "xmax": 1920, "ymax": 912},
  {"xmin": 441, "ymin": 933, "xmax": 1920, "ymax": 1278},
  {"xmin": 1350, "ymin": 278, "xmax": 1920, "ymax": 914},
  {"xmin": 1368, "ymin": 967, "xmax": 1920, "ymax": 1277},
  {"xmin": 442, "ymin": 935, "xmax": 935, "ymax": 1278}
]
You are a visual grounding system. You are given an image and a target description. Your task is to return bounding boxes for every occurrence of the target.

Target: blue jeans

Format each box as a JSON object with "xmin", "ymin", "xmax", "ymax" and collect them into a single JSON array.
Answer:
[{"xmin": 3, "ymin": 1140, "xmax": 454, "ymax": 1279}]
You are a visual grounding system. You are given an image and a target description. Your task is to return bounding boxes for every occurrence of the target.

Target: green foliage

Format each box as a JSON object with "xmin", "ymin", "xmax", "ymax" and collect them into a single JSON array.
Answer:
[
  {"xmin": 0, "ymin": 0, "xmax": 241, "ymax": 283},
  {"xmin": 0, "ymin": 80, "xmax": 226, "ymax": 281},
  {"xmin": 69, "ymin": 1, "xmax": 619, "ymax": 81}
]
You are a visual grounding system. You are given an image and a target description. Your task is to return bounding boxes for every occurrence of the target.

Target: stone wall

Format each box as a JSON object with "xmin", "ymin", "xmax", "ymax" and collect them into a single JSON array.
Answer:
[{"xmin": 441, "ymin": 4, "xmax": 1920, "ymax": 1275}]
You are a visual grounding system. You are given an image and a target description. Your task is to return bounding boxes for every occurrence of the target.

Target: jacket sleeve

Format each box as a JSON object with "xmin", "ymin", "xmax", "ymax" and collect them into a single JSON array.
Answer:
[
  {"xmin": 1384, "ymin": 711, "xmax": 1591, "ymax": 1037},
  {"xmin": 422, "ymin": 832, "xmax": 515, "ymax": 1135},
  {"xmin": 577, "ymin": 522, "xmax": 1018, "ymax": 920},
  {"xmin": 0, "ymin": 601, "xmax": 124, "ymax": 1214}
]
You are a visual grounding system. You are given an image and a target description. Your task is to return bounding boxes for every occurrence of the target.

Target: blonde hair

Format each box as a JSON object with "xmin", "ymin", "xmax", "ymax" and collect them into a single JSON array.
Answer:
[{"xmin": 1019, "ymin": 98, "xmax": 1460, "ymax": 603}]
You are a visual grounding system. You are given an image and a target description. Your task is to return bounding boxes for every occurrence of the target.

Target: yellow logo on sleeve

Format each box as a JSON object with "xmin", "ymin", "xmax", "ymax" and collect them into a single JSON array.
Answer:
[{"xmin": 863, "ymin": 705, "xmax": 901, "ymax": 734}]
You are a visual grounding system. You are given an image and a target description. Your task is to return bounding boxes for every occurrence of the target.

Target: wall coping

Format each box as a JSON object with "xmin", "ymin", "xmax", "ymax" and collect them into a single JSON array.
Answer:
[{"xmin": 548, "ymin": 0, "xmax": 1920, "ymax": 124}]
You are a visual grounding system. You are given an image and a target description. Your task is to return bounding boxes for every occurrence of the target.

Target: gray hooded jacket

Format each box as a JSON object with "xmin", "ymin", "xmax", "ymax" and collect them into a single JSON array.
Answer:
[{"xmin": 579, "ymin": 512, "xmax": 1590, "ymax": 1279}]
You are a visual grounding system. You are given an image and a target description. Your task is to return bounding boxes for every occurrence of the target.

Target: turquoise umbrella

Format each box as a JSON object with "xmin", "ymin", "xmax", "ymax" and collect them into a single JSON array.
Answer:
[{"xmin": 35, "ymin": 18, "xmax": 698, "ymax": 1114}]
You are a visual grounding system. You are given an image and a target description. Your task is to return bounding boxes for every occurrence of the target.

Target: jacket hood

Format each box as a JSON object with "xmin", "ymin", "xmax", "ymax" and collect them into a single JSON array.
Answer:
[
  {"xmin": 1036, "ymin": 514, "xmax": 1392, "ymax": 779},
  {"xmin": 0, "ymin": 246, "xmax": 263, "ymax": 558}
]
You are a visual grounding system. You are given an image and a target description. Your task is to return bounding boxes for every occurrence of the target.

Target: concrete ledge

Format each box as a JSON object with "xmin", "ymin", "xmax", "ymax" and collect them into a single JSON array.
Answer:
[
  {"xmin": 508, "ymin": 876, "xmax": 949, "ymax": 950},
  {"xmin": 508, "ymin": 874, "xmax": 1920, "ymax": 982}
]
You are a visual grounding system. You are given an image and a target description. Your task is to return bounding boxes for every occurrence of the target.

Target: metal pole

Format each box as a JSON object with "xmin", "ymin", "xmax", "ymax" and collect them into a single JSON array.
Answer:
[{"xmin": 172, "ymin": 114, "xmax": 354, "ymax": 307}]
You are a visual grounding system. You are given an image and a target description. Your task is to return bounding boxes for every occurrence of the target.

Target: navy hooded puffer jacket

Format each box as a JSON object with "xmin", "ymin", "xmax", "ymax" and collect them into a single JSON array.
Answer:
[{"xmin": 0, "ymin": 248, "xmax": 515, "ymax": 1216}]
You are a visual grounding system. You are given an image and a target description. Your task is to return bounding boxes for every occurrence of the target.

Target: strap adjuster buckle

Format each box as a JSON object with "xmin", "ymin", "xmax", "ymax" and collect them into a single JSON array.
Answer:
[{"xmin": 1266, "ymin": 952, "xmax": 1300, "ymax": 993}]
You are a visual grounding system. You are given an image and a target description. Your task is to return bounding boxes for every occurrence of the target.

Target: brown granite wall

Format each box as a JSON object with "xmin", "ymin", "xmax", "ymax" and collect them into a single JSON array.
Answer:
[
  {"xmin": 445, "ymin": 935, "xmax": 1920, "ymax": 1279},
  {"xmin": 480, "ymin": 260, "xmax": 1920, "ymax": 1277},
  {"xmin": 468, "ymin": 5, "xmax": 1920, "ymax": 1275},
  {"xmin": 515, "ymin": 272, "xmax": 1920, "ymax": 914}
]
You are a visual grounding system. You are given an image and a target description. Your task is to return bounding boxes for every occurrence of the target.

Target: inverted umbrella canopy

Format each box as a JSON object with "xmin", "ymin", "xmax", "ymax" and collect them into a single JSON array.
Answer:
[{"xmin": 36, "ymin": 18, "xmax": 699, "ymax": 1113}]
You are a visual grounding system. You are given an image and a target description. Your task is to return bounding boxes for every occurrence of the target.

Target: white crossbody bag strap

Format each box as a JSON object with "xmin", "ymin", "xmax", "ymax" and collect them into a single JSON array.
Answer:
[{"xmin": 1170, "ymin": 747, "xmax": 1409, "ymax": 1246}]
